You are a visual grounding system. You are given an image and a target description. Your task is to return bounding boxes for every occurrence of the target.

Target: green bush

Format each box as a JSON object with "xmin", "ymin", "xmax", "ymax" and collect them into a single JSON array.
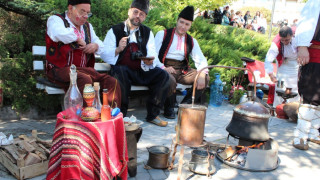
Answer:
[{"xmin": 0, "ymin": 52, "xmax": 61, "ymax": 112}]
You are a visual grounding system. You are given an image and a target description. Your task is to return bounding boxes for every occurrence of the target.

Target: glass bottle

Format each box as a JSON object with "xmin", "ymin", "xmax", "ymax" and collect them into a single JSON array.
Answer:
[
  {"xmin": 209, "ymin": 73, "xmax": 224, "ymax": 107},
  {"xmin": 101, "ymin": 89, "xmax": 111, "ymax": 121},
  {"xmin": 93, "ymin": 82, "xmax": 102, "ymax": 113},
  {"xmin": 64, "ymin": 64, "xmax": 83, "ymax": 120}
]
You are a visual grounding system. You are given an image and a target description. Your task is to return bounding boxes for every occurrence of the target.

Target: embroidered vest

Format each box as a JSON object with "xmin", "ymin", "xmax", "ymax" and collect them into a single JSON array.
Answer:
[
  {"xmin": 158, "ymin": 28, "xmax": 194, "ymax": 64},
  {"xmin": 272, "ymin": 34, "xmax": 284, "ymax": 67},
  {"xmin": 45, "ymin": 13, "xmax": 95, "ymax": 69},
  {"xmin": 112, "ymin": 22, "xmax": 150, "ymax": 65}
]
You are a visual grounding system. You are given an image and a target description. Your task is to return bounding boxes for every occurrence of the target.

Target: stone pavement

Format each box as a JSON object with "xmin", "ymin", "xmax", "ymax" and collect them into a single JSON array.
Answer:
[{"xmin": 0, "ymin": 101, "xmax": 320, "ymax": 180}]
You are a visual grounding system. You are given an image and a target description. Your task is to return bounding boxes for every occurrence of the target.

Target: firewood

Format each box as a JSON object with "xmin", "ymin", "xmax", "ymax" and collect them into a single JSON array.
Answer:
[
  {"xmin": 0, "ymin": 150, "xmax": 17, "ymax": 164},
  {"xmin": 17, "ymin": 141, "xmax": 36, "ymax": 152},
  {"xmin": 35, "ymin": 150, "xmax": 47, "ymax": 160},
  {"xmin": 24, "ymin": 152, "xmax": 41, "ymax": 166},
  {"xmin": 37, "ymin": 143, "xmax": 50, "ymax": 156},
  {"xmin": 2, "ymin": 145, "xmax": 23, "ymax": 161},
  {"xmin": 36, "ymin": 138, "xmax": 52, "ymax": 149}
]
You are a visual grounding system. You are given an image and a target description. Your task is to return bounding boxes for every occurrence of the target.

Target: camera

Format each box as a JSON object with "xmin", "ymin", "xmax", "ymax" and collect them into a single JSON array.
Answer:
[{"xmin": 131, "ymin": 50, "xmax": 144, "ymax": 60}]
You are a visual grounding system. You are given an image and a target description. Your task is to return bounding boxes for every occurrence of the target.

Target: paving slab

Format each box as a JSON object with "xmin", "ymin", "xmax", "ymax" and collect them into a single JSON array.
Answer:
[{"xmin": 0, "ymin": 100, "xmax": 320, "ymax": 180}]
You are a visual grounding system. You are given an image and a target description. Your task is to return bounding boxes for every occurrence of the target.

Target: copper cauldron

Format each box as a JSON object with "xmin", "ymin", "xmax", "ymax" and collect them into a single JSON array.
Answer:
[
  {"xmin": 226, "ymin": 100, "xmax": 271, "ymax": 141},
  {"xmin": 177, "ymin": 104, "xmax": 207, "ymax": 146}
]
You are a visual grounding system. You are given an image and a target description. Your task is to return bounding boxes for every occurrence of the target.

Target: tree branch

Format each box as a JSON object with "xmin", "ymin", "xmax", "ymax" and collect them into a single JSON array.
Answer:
[{"xmin": 0, "ymin": 0, "xmax": 52, "ymax": 24}]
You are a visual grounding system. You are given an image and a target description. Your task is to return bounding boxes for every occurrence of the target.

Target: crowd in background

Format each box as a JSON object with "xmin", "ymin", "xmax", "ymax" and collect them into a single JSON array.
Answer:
[
  {"xmin": 208, "ymin": 6, "xmax": 268, "ymax": 34},
  {"xmin": 202, "ymin": 6, "xmax": 299, "ymax": 35}
]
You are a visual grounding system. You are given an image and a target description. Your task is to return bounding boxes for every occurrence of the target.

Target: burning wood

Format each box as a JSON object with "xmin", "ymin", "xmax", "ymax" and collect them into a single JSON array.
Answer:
[{"xmin": 218, "ymin": 142, "xmax": 266, "ymax": 167}]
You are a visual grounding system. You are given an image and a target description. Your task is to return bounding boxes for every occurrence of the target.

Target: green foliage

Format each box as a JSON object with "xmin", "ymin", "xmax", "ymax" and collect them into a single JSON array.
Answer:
[
  {"xmin": 229, "ymin": 89, "xmax": 245, "ymax": 104},
  {"xmin": 0, "ymin": 53, "xmax": 60, "ymax": 112},
  {"xmin": 189, "ymin": 19, "xmax": 270, "ymax": 85}
]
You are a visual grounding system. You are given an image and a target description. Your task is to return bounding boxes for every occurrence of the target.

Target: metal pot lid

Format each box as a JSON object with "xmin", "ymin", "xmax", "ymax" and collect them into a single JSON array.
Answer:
[{"xmin": 234, "ymin": 101, "xmax": 270, "ymax": 119}]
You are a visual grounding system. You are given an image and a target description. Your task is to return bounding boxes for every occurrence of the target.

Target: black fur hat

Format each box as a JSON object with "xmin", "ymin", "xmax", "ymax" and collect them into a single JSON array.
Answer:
[
  {"xmin": 131, "ymin": 0, "xmax": 150, "ymax": 14},
  {"xmin": 68, "ymin": 0, "xmax": 91, "ymax": 5},
  {"xmin": 179, "ymin": 6, "xmax": 194, "ymax": 21}
]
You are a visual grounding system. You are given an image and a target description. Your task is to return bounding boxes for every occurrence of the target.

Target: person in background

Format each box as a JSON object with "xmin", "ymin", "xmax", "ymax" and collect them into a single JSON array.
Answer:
[
  {"xmin": 155, "ymin": 6, "xmax": 209, "ymax": 119},
  {"xmin": 252, "ymin": 19, "xmax": 259, "ymax": 31},
  {"xmin": 221, "ymin": 11, "xmax": 230, "ymax": 26},
  {"xmin": 45, "ymin": 0, "xmax": 121, "ymax": 108},
  {"xmin": 244, "ymin": 11, "xmax": 251, "ymax": 26},
  {"xmin": 223, "ymin": 6, "xmax": 229, "ymax": 16},
  {"xmin": 101, "ymin": 0, "xmax": 170, "ymax": 127},
  {"xmin": 292, "ymin": 0, "xmax": 320, "ymax": 150},
  {"xmin": 264, "ymin": 26, "xmax": 300, "ymax": 108},
  {"xmin": 253, "ymin": 11, "xmax": 260, "ymax": 21},
  {"xmin": 257, "ymin": 13, "xmax": 267, "ymax": 34}
]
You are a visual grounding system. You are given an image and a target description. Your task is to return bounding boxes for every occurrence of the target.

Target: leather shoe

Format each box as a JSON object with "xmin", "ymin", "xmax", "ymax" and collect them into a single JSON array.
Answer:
[
  {"xmin": 164, "ymin": 109, "xmax": 176, "ymax": 119},
  {"xmin": 148, "ymin": 116, "xmax": 168, "ymax": 127},
  {"xmin": 293, "ymin": 138, "xmax": 309, "ymax": 150}
]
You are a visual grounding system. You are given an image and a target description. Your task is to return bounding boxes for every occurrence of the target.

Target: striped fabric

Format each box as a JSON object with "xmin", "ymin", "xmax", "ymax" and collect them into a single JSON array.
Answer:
[{"xmin": 47, "ymin": 110, "xmax": 128, "ymax": 180}]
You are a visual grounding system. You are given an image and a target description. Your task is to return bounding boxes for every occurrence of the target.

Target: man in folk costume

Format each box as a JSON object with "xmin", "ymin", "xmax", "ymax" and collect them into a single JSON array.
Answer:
[
  {"xmin": 101, "ymin": 0, "xmax": 170, "ymax": 127},
  {"xmin": 293, "ymin": 0, "xmax": 320, "ymax": 150},
  {"xmin": 46, "ymin": 0, "xmax": 121, "ymax": 108},
  {"xmin": 264, "ymin": 26, "xmax": 300, "ymax": 108},
  {"xmin": 155, "ymin": 6, "xmax": 209, "ymax": 119}
]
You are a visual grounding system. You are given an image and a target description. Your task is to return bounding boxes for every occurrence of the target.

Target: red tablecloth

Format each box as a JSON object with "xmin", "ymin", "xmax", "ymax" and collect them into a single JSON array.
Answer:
[{"xmin": 47, "ymin": 109, "xmax": 128, "ymax": 180}]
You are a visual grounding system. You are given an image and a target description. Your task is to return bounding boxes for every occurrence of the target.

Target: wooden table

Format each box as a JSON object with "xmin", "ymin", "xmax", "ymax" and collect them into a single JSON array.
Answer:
[{"xmin": 46, "ymin": 109, "xmax": 128, "ymax": 180}]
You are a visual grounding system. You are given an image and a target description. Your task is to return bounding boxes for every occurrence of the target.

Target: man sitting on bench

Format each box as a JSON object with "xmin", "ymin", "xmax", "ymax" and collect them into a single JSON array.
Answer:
[{"xmin": 45, "ymin": 0, "xmax": 121, "ymax": 108}]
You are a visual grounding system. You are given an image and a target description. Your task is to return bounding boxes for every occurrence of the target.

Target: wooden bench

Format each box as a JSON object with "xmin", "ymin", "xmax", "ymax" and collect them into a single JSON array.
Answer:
[{"xmin": 32, "ymin": 45, "xmax": 191, "ymax": 94}]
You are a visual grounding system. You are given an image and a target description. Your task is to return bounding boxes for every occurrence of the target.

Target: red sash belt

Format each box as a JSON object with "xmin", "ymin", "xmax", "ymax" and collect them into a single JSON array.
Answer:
[{"xmin": 309, "ymin": 40, "xmax": 320, "ymax": 63}]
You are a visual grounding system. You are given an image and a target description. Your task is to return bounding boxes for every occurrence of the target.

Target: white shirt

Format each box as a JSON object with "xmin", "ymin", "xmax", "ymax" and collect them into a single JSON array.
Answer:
[
  {"xmin": 46, "ymin": 12, "xmax": 103, "ymax": 54},
  {"xmin": 265, "ymin": 38, "xmax": 298, "ymax": 74},
  {"xmin": 257, "ymin": 17, "xmax": 267, "ymax": 30},
  {"xmin": 100, "ymin": 21, "xmax": 162, "ymax": 71},
  {"xmin": 154, "ymin": 30, "xmax": 208, "ymax": 72},
  {"xmin": 295, "ymin": 0, "xmax": 320, "ymax": 47}
]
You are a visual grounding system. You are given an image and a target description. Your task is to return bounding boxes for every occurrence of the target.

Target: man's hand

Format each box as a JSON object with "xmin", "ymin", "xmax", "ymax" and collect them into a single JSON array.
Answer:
[
  {"xmin": 196, "ymin": 72, "xmax": 207, "ymax": 90},
  {"xmin": 83, "ymin": 43, "xmax": 99, "ymax": 54},
  {"xmin": 115, "ymin": 37, "xmax": 129, "ymax": 55},
  {"xmin": 268, "ymin": 73, "xmax": 277, "ymax": 83},
  {"xmin": 164, "ymin": 66, "xmax": 176, "ymax": 74},
  {"xmin": 77, "ymin": 38, "xmax": 86, "ymax": 49},
  {"xmin": 297, "ymin": 46, "xmax": 310, "ymax": 66},
  {"xmin": 141, "ymin": 57, "xmax": 154, "ymax": 65}
]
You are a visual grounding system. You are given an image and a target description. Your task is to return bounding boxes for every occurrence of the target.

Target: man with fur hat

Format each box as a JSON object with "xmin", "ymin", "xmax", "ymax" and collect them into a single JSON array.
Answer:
[
  {"xmin": 46, "ymin": 0, "xmax": 121, "ymax": 108},
  {"xmin": 155, "ymin": 5, "xmax": 209, "ymax": 119},
  {"xmin": 292, "ymin": 0, "xmax": 320, "ymax": 150},
  {"xmin": 101, "ymin": 0, "xmax": 170, "ymax": 127}
]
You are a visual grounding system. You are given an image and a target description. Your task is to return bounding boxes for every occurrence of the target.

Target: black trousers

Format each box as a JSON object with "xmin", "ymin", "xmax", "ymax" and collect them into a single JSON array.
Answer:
[
  {"xmin": 111, "ymin": 65, "xmax": 170, "ymax": 120},
  {"xmin": 298, "ymin": 62, "xmax": 320, "ymax": 106}
]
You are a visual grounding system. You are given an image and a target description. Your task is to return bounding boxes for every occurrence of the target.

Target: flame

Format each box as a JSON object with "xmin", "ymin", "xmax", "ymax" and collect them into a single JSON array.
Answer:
[{"xmin": 236, "ymin": 142, "xmax": 264, "ymax": 153}]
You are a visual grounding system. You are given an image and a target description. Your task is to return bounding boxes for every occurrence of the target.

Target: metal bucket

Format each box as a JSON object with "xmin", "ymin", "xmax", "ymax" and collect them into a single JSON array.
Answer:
[
  {"xmin": 188, "ymin": 149, "xmax": 216, "ymax": 175},
  {"xmin": 146, "ymin": 146, "xmax": 170, "ymax": 169},
  {"xmin": 177, "ymin": 104, "xmax": 207, "ymax": 147}
]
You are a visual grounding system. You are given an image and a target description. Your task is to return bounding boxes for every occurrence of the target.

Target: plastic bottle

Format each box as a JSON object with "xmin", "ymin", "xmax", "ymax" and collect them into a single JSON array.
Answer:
[
  {"xmin": 101, "ymin": 89, "xmax": 111, "ymax": 121},
  {"xmin": 93, "ymin": 82, "xmax": 102, "ymax": 113},
  {"xmin": 209, "ymin": 73, "xmax": 224, "ymax": 107},
  {"xmin": 63, "ymin": 64, "xmax": 83, "ymax": 120}
]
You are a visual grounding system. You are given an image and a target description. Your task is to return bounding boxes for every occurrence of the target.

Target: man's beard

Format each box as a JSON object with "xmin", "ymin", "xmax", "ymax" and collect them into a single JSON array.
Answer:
[{"xmin": 130, "ymin": 17, "xmax": 141, "ymax": 27}]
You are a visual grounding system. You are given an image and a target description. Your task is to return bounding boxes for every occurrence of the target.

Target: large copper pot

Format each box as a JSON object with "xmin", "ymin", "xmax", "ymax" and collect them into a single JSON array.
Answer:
[
  {"xmin": 226, "ymin": 101, "xmax": 271, "ymax": 141},
  {"xmin": 177, "ymin": 104, "xmax": 207, "ymax": 146}
]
